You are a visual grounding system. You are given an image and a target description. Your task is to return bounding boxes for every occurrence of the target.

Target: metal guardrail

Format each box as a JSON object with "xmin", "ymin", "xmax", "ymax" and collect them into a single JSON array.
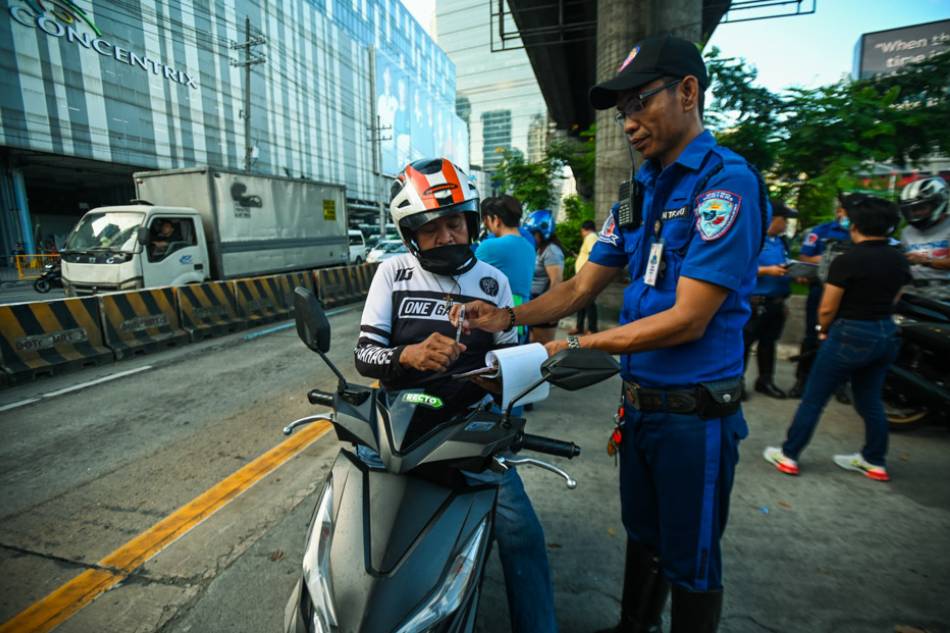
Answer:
[{"xmin": 14, "ymin": 254, "xmax": 60, "ymax": 280}]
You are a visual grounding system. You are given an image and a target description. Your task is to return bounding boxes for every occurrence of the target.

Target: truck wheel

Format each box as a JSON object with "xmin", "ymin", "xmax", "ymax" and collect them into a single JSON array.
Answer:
[{"xmin": 33, "ymin": 278, "xmax": 51, "ymax": 293}]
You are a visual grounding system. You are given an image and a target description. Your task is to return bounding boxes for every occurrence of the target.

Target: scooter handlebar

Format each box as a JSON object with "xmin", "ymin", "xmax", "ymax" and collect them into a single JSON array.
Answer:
[
  {"xmin": 307, "ymin": 389, "xmax": 335, "ymax": 407},
  {"xmin": 519, "ymin": 433, "xmax": 581, "ymax": 459}
]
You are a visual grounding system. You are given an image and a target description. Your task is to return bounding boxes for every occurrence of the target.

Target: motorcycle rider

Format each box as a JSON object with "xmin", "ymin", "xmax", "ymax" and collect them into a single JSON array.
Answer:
[
  {"xmin": 899, "ymin": 176, "xmax": 950, "ymax": 284},
  {"xmin": 354, "ymin": 157, "xmax": 558, "ymax": 633}
]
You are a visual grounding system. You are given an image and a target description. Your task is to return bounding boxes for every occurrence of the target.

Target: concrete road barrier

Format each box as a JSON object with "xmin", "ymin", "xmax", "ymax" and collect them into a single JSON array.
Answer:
[
  {"xmin": 274, "ymin": 271, "xmax": 314, "ymax": 316},
  {"xmin": 176, "ymin": 281, "xmax": 245, "ymax": 342},
  {"xmin": 230, "ymin": 275, "xmax": 288, "ymax": 325},
  {"xmin": 100, "ymin": 288, "xmax": 189, "ymax": 359},
  {"xmin": 0, "ymin": 297, "xmax": 113, "ymax": 384},
  {"xmin": 317, "ymin": 266, "xmax": 357, "ymax": 307},
  {"xmin": 317, "ymin": 263, "xmax": 377, "ymax": 308}
]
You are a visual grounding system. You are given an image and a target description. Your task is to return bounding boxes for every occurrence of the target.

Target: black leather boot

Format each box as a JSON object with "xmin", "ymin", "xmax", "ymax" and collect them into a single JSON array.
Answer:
[
  {"xmin": 754, "ymin": 380, "xmax": 787, "ymax": 399},
  {"xmin": 594, "ymin": 540, "xmax": 670, "ymax": 633},
  {"xmin": 669, "ymin": 586, "xmax": 722, "ymax": 633}
]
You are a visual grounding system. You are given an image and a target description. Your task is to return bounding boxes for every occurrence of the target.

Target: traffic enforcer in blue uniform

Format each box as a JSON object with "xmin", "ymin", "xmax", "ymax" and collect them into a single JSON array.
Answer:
[
  {"xmin": 452, "ymin": 33, "xmax": 768, "ymax": 633},
  {"xmin": 585, "ymin": 35, "xmax": 768, "ymax": 633}
]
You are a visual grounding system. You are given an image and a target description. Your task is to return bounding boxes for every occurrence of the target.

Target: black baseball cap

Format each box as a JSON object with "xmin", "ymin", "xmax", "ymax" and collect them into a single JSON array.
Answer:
[
  {"xmin": 589, "ymin": 34, "xmax": 709, "ymax": 110},
  {"xmin": 770, "ymin": 199, "xmax": 799, "ymax": 218}
]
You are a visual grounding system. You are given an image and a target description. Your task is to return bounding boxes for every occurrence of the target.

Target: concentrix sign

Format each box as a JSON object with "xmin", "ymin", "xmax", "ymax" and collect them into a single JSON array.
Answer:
[{"xmin": 9, "ymin": 0, "xmax": 199, "ymax": 90}]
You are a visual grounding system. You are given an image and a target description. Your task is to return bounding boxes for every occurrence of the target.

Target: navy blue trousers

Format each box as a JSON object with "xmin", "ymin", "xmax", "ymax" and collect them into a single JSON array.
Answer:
[{"xmin": 620, "ymin": 406, "xmax": 746, "ymax": 592}]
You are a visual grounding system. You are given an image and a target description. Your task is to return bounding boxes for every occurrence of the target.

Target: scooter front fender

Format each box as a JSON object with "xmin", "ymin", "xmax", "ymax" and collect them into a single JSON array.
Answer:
[{"xmin": 286, "ymin": 449, "xmax": 497, "ymax": 633}]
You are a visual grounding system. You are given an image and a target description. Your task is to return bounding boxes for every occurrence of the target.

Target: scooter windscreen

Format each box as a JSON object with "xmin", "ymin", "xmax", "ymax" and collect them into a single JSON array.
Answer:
[
  {"xmin": 370, "ymin": 388, "xmax": 522, "ymax": 474},
  {"xmin": 381, "ymin": 388, "xmax": 488, "ymax": 452}
]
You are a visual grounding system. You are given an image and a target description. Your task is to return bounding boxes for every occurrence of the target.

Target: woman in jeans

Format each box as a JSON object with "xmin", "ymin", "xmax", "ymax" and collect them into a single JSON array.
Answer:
[{"xmin": 764, "ymin": 195, "xmax": 911, "ymax": 481}]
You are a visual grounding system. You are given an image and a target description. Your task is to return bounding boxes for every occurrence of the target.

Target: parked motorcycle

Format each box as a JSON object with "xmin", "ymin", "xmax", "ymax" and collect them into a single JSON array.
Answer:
[
  {"xmin": 884, "ymin": 284, "xmax": 950, "ymax": 431},
  {"xmin": 282, "ymin": 287, "xmax": 619, "ymax": 633},
  {"xmin": 32, "ymin": 260, "xmax": 63, "ymax": 293}
]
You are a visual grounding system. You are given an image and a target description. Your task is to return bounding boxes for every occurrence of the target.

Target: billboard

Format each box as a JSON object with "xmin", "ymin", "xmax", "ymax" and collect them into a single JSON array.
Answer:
[{"xmin": 854, "ymin": 19, "xmax": 950, "ymax": 79}]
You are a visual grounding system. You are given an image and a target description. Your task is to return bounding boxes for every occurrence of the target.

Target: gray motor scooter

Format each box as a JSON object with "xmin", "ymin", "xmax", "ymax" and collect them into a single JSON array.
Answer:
[{"xmin": 283, "ymin": 287, "xmax": 620, "ymax": 633}]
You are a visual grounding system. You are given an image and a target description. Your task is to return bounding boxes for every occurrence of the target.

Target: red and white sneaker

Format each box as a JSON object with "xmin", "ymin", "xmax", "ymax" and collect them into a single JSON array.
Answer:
[
  {"xmin": 763, "ymin": 446, "xmax": 799, "ymax": 475},
  {"xmin": 832, "ymin": 453, "xmax": 890, "ymax": 481}
]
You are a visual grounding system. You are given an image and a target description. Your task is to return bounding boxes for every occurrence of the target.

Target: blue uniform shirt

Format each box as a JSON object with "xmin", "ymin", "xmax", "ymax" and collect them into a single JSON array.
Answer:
[
  {"xmin": 753, "ymin": 236, "xmax": 791, "ymax": 297},
  {"xmin": 799, "ymin": 220, "xmax": 851, "ymax": 258},
  {"xmin": 589, "ymin": 130, "xmax": 766, "ymax": 388}
]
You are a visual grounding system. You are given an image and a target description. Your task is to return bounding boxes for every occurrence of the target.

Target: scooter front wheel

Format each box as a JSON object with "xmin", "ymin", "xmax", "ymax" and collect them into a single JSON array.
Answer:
[{"xmin": 33, "ymin": 278, "xmax": 51, "ymax": 293}]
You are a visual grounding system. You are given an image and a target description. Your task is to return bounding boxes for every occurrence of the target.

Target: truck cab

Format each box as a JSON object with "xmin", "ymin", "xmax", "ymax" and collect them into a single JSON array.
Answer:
[{"xmin": 61, "ymin": 204, "xmax": 210, "ymax": 296}]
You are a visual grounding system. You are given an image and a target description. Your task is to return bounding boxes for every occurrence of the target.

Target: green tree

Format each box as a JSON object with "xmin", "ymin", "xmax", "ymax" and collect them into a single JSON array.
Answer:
[
  {"xmin": 704, "ymin": 47, "xmax": 950, "ymax": 229},
  {"xmin": 705, "ymin": 47, "xmax": 784, "ymax": 173},
  {"xmin": 491, "ymin": 149, "xmax": 565, "ymax": 210},
  {"xmin": 556, "ymin": 194, "xmax": 595, "ymax": 278},
  {"xmin": 546, "ymin": 124, "xmax": 596, "ymax": 201}
]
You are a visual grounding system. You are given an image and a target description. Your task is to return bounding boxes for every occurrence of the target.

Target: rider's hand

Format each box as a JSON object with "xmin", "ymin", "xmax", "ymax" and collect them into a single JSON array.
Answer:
[
  {"xmin": 544, "ymin": 339, "xmax": 568, "ymax": 356},
  {"xmin": 400, "ymin": 332, "xmax": 466, "ymax": 372},
  {"xmin": 449, "ymin": 300, "xmax": 509, "ymax": 335},
  {"xmin": 764, "ymin": 265, "xmax": 787, "ymax": 277}
]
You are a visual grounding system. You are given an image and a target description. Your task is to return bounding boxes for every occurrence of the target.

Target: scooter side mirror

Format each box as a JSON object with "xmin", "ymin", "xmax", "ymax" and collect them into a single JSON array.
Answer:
[
  {"xmin": 541, "ymin": 348, "xmax": 620, "ymax": 391},
  {"xmin": 136, "ymin": 226, "xmax": 150, "ymax": 245},
  {"xmin": 294, "ymin": 287, "xmax": 331, "ymax": 353}
]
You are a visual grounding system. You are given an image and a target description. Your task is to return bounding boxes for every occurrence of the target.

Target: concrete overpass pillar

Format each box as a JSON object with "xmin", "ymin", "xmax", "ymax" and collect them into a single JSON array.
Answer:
[{"xmin": 593, "ymin": 0, "xmax": 703, "ymax": 227}]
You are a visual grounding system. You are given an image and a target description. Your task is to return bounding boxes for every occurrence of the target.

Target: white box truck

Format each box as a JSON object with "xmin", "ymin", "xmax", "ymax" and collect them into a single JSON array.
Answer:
[{"xmin": 61, "ymin": 167, "xmax": 348, "ymax": 295}]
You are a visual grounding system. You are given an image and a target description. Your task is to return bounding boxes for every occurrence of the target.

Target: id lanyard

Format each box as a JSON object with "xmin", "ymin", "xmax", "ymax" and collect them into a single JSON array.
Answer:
[
  {"xmin": 644, "ymin": 239, "xmax": 664, "ymax": 287},
  {"xmin": 643, "ymin": 215, "xmax": 665, "ymax": 287}
]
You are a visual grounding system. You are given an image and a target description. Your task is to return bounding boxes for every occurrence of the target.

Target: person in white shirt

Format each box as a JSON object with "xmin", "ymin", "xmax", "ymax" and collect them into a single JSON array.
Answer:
[{"xmin": 899, "ymin": 176, "xmax": 950, "ymax": 283}]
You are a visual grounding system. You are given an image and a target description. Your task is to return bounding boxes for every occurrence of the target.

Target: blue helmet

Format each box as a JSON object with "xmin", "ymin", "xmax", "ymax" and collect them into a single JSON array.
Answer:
[{"xmin": 524, "ymin": 209, "xmax": 554, "ymax": 241}]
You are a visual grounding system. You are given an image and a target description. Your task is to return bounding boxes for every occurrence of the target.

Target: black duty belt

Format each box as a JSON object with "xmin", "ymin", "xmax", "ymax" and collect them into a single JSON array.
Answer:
[
  {"xmin": 623, "ymin": 378, "xmax": 743, "ymax": 419},
  {"xmin": 624, "ymin": 381, "xmax": 699, "ymax": 414}
]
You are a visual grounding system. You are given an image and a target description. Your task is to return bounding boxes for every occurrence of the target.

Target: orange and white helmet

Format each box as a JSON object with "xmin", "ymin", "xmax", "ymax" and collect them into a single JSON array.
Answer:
[{"xmin": 389, "ymin": 158, "xmax": 480, "ymax": 255}]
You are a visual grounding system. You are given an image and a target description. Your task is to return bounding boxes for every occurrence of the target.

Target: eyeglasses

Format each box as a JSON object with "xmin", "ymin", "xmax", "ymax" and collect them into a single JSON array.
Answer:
[{"xmin": 613, "ymin": 79, "xmax": 682, "ymax": 124}]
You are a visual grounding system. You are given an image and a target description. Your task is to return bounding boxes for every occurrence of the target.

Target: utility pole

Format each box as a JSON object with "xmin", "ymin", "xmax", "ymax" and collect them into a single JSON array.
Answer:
[
  {"xmin": 367, "ymin": 47, "xmax": 392, "ymax": 241},
  {"xmin": 231, "ymin": 17, "xmax": 266, "ymax": 173}
]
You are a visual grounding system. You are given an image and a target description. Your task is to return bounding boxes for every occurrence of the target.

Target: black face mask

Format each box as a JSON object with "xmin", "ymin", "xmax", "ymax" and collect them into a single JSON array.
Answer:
[{"xmin": 415, "ymin": 243, "xmax": 477, "ymax": 276}]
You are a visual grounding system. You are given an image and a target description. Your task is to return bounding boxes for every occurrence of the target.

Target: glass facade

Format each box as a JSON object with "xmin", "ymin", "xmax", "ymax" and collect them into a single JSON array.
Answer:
[
  {"xmin": 435, "ymin": 0, "xmax": 548, "ymax": 175},
  {"xmin": 0, "ymin": 0, "xmax": 466, "ymax": 204}
]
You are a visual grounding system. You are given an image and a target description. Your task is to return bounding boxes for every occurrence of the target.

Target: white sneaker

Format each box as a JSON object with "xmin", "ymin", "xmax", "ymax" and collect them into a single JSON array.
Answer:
[
  {"xmin": 832, "ymin": 453, "xmax": 890, "ymax": 482},
  {"xmin": 763, "ymin": 446, "xmax": 799, "ymax": 475}
]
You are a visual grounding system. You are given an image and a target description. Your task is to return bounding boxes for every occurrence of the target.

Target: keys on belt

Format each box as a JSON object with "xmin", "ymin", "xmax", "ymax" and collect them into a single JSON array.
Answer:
[{"xmin": 623, "ymin": 381, "xmax": 701, "ymax": 415}]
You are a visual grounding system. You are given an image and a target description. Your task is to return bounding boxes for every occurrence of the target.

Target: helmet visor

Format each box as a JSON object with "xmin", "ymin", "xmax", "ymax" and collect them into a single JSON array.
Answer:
[
  {"xmin": 398, "ymin": 198, "xmax": 480, "ymax": 233},
  {"xmin": 901, "ymin": 199, "xmax": 935, "ymax": 223}
]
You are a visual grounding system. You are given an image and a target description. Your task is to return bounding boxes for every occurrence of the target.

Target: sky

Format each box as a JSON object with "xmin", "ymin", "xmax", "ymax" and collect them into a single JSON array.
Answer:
[{"xmin": 401, "ymin": 0, "xmax": 949, "ymax": 94}]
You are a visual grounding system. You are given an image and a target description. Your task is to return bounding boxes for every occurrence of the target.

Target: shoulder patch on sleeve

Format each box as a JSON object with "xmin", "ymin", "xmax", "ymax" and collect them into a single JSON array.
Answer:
[
  {"xmin": 695, "ymin": 190, "xmax": 741, "ymax": 241},
  {"xmin": 597, "ymin": 214, "xmax": 620, "ymax": 247},
  {"xmin": 804, "ymin": 232, "xmax": 819, "ymax": 246},
  {"xmin": 479, "ymin": 276, "xmax": 499, "ymax": 297}
]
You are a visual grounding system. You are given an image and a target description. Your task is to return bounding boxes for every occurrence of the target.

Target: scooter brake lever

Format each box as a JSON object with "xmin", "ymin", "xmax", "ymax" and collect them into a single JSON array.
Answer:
[
  {"xmin": 283, "ymin": 413, "xmax": 334, "ymax": 435},
  {"xmin": 495, "ymin": 456, "xmax": 577, "ymax": 489}
]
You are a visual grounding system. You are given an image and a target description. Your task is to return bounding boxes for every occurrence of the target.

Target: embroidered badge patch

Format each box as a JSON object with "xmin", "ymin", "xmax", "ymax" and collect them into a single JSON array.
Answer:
[
  {"xmin": 618, "ymin": 45, "xmax": 640, "ymax": 72},
  {"xmin": 598, "ymin": 214, "xmax": 620, "ymax": 247},
  {"xmin": 480, "ymin": 276, "xmax": 499, "ymax": 297},
  {"xmin": 804, "ymin": 232, "xmax": 819, "ymax": 246},
  {"xmin": 696, "ymin": 190, "xmax": 741, "ymax": 241}
]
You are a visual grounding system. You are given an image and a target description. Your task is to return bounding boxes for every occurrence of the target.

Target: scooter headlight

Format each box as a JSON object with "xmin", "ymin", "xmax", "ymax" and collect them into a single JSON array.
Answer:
[
  {"xmin": 394, "ymin": 518, "xmax": 488, "ymax": 633},
  {"xmin": 302, "ymin": 481, "xmax": 337, "ymax": 633}
]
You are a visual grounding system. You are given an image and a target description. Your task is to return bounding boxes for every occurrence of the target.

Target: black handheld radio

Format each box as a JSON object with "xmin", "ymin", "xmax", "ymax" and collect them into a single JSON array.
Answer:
[{"xmin": 617, "ymin": 143, "xmax": 643, "ymax": 231}]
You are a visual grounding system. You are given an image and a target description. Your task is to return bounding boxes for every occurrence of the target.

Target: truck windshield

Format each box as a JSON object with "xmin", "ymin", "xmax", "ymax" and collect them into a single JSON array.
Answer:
[{"xmin": 65, "ymin": 212, "xmax": 144, "ymax": 253}]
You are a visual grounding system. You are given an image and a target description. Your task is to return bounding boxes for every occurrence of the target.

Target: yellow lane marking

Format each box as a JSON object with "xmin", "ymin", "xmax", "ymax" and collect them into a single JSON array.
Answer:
[{"xmin": 0, "ymin": 420, "xmax": 333, "ymax": 633}]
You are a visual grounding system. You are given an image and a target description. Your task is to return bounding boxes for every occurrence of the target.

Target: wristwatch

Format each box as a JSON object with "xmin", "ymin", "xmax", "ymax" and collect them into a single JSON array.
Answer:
[{"xmin": 567, "ymin": 335, "xmax": 581, "ymax": 349}]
